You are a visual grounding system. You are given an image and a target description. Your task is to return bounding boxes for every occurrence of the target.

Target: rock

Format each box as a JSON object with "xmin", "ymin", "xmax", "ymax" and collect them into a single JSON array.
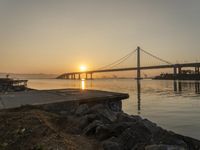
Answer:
[
  {"xmin": 83, "ymin": 120, "xmax": 104, "ymax": 135},
  {"xmin": 153, "ymin": 131, "xmax": 187, "ymax": 148},
  {"xmin": 75, "ymin": 104, "xmax": 89, "ymax": 116},
  {"xmin": 142, "ymin": 119, "xmax": 161, "ymax": 135},
  {"xmin": 107, "ymin": 100, "xmax": 122, "ymax": 112},
  {"xmin": 118, "ymin": 125, "xmax": 152, "ymax": 150},
  {"xmin": 21, "ymin": 128, "xmax": 26, "ymax": 133},
  {"xmin": 59, "ymin": 110, "xmax": 68, "ymax": 116},
  {"xmin": 95, "ymin": 124, "xmax": 111, "ymax": 140},
  {"xmin": 110, "ymin": 122, "xmax": 136, "ymax": 136},
  {"xmin": 117, "ymin": 113, "xmax": 142, "ymax": 123},
  {"xmin": 117, "ymin": 127, "xmax": 138, "ymax": 150},
  {"xmin": 145, "ymin": 144, "xmax": 186, "ymax": 150},
  {"xmin": 86, "ymin": 114, "xmax": 99, "ymax": 122},
  {"xmin": 79, "ymin": 114, "xmax": 99, "ymax": 129},
  {"xmin": 89, "ymin": 104, "xmax": 117, "ymax": 122},
  {"xmin": 102, "ymin": 140, "xmax": 121, "ymax": 150},
  {"xmin": 78, "ymin": 116, "xmax": 89, "ymax": 129}
]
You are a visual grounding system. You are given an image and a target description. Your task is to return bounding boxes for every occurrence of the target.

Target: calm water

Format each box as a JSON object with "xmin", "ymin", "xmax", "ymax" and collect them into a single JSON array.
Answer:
[{"xmin": 27, "ymin": 79, "xmax": 200, "ymax": 140}]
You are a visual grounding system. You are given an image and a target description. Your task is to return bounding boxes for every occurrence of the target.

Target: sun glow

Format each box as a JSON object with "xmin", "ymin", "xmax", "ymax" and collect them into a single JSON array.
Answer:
[{"xmin": 80, "ymin": 65, "xmax": 87, "ymax": 72}]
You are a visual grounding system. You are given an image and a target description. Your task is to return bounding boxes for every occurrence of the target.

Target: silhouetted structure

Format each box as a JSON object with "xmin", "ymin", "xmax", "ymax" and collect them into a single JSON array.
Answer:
[
  {"xmin": 0, "ymin": 78, "xmax": 28, "ymax": 92},
  {"xmin": 155, "ymin": 68, "xmax": 200, "ymax": 80}
]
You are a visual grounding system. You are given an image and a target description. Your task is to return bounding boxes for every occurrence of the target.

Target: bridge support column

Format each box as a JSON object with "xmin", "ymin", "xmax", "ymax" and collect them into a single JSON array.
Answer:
[
  {"xmin": 90, "ymin": 73, "xmax": 93, "ymax": 80},
  {"xmin": 173, "ymin": 66, "xmax": 177, "ymax": 80},
  {"xmin": 78, "ymin": 74, "xmax": 81, "ymax": 80},
  {"xmin": 178, "ymin": 67, "xmax": 182, "ymax": 75},
  {"xmin": 137, "ymin": 46, "xmax": 141, "ymax": 80},
  {"xmin": 86, "ymin": 73, "xmax": 88, "ymax": 80},
  {"xmin": 195, "ymin": 67, "xmax": 199, "ymax": 74}
]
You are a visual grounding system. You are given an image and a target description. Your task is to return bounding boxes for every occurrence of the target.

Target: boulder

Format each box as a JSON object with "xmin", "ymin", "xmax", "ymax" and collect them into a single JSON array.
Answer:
[
  {"xmin": 145, "ymin": 144, "xmax": 186, "ymax": 150},
  {"xmin": 107, "ymin": 100, "xmax": 122, "ymax": 112},
  {"xmin": 75, "ymin": 104, "xmax": 89, "ymax": 116},
  {"xmin": 83, "ymin": 120, "xmax": 104, "ymax": 135},
  {"xmin": 89, "ymin": 104, "xmax": 117, "ymax": 122},
  {"xmin": 95, "ymin": 124, "xmax": 111, "ymax": 140},
  {"xmin": 117, "ymin": 113, "xmax": 142, "ymax": 123},
  {"xmin": 118, "ymin": 124, "xmax": 152, "ymax": 150},
  {"xmin": 141, "ymin": 119, "xmax": 161, "ymax": 135},
  {"xmin": 78, "ymin": 116, "xmax": 89, "ymax": 129},
  {"xmin": 102, "ymin": 140, "xmax": 121, "ymax": 150},
  {"xmin": 109, "ymin": 122, "xmax": 136, "ymax": 136}
]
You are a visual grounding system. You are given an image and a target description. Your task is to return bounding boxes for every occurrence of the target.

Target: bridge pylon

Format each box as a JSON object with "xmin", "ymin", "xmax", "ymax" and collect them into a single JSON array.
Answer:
[{"xmin": 136, "ymin": 46, "xmax": 141, "ymax": 80}]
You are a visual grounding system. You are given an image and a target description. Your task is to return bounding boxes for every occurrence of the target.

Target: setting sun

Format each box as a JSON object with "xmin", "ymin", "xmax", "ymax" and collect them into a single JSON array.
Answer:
[{"xmin": 80, "ymin": 65, "xmax": 87, "ymax": 72}]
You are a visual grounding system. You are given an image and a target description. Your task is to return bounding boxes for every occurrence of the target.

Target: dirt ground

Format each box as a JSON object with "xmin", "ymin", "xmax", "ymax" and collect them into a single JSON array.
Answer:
[{"xmin": 0, "ymin": 106, "xmax": 102, "ymax": 150}]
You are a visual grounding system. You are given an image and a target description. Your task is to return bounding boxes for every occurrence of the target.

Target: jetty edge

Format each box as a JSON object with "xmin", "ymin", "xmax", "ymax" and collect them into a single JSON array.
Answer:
[{"xmin": 0, "ymin": 89, "xmax": 200, "ymax": 150}]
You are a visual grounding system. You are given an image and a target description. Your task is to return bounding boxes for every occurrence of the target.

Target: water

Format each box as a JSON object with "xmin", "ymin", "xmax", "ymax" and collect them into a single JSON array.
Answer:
[{"xmin": 27, "ymin": 79, "xmax": 200, "ymax": 140}]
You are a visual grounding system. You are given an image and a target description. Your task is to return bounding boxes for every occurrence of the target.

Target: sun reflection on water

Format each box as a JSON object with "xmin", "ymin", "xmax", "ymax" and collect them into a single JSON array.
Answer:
[{"xmin": 81, "ymin": 79, "xmax": 85, "ymax": 90}]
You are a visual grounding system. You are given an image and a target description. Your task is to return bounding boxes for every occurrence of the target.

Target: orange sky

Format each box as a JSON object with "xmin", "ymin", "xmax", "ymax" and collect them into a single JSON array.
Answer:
[{"xmin": 0, "ymin": 0, "xmax": 200, "ymax": 75}]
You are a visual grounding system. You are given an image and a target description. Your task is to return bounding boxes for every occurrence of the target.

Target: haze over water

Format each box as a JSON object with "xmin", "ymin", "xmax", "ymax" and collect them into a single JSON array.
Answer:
[{"xmin": 28, "ymin": 79, "xmax": 200, "ymax": 140}]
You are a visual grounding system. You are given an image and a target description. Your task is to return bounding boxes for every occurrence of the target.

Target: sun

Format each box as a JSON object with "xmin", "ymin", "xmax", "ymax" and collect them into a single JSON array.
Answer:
[{"xmin": 80, "ymin": 65, "xmax": 87, "ymax": 72}]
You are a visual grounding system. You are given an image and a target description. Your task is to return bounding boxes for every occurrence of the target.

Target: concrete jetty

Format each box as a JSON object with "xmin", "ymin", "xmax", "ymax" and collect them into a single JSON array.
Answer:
[{"xmin": 0, "ymin": 89, "xmax": 129, "ymax": 110}]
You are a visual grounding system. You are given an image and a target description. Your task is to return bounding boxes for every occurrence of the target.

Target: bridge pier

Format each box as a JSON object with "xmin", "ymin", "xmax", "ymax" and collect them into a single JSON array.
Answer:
[
  {"xmin": 173, "ymin": 66, "xmax": 177, "ymax": 80},
  {"xmin": 178, "ymin": 66, "xmax": 182, "ymax": 75},
  {"xmin": 86, "ymin": 73, "xmax": 88, "ymax": 80},
  {"xmin": 91, "ymin": 73, "xmax": 93, "ymax": 80},
  {"xmin": 195, "ymin": 67, "xmax": 200, "ymax": 74},
  {"xmin": 78, "ymin": 74, "xmax": 81, "ymax": 80},
  {"xmin": 85, "ymin": 73, "xmax": 93, "ymax": 80}
]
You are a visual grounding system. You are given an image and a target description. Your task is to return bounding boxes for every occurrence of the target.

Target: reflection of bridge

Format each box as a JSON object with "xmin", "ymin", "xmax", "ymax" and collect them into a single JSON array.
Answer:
[{"xmin": 57, "ymin": 47, "xmax": 200, "ymax": 80}]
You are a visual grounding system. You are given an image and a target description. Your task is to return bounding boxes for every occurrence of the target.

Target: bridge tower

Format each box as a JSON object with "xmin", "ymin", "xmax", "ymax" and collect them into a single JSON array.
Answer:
[{"xmin": 137, "ymin": 46, "xmax": 141, "ymax": 80}]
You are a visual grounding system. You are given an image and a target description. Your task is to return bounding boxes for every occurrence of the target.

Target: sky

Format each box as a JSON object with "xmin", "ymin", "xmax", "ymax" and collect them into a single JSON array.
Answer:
[{"xmin": 0, "ymin": 0, "xmax": 200, "ymax": 74}]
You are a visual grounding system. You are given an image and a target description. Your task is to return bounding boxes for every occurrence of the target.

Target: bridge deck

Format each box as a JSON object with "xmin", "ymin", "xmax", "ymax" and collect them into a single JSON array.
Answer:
[{"xmin": 58, "ymin": 62, "xmax": 200, "ymax": 78}]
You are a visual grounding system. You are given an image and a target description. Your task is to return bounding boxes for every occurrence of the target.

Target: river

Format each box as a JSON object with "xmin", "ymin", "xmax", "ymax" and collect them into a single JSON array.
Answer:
[{"xmin": 27, "ymin": 79, "xmax": 200, "ymax": 140}]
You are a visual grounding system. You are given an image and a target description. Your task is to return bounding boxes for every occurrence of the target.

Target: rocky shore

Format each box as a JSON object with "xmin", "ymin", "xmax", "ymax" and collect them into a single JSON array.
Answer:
[{"xmin": 0, "ymin": 98, "xmax": 200, "ymax": 150}]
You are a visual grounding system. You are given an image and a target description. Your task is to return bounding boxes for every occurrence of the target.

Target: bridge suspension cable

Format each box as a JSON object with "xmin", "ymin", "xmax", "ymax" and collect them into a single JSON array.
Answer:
[
  {"xmin": 98, "ymin": 49, "xmax": 137, "ymax": 70},
  {"xmin": 140, "ymin": 48, "xmax": 172, "ymax": 65}
]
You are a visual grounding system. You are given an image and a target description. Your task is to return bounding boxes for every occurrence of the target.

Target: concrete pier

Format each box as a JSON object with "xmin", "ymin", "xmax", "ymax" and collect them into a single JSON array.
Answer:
[{"xmin": 0, "ymin": 89, "xmax": 129, "ymax": 109}]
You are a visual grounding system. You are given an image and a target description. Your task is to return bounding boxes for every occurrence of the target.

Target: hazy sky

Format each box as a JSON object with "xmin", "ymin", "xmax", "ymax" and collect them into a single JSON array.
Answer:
[{"xmin": 0, "ymin": 0, "xmax": 200, "ymax": 74}]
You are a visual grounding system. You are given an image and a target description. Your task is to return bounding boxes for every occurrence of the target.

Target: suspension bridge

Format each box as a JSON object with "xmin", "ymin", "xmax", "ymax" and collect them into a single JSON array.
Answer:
[{"xmin": 57, "ymin": 47, "xmax": 200, "ymax": 80}]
